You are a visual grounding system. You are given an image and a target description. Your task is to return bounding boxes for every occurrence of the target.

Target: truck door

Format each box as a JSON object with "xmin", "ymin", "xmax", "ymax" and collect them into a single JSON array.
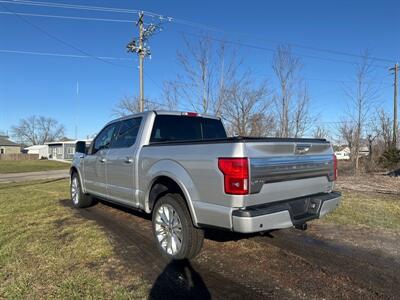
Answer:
[
  {"xmin": 105, "ymin": 117, "xmax": 142, "ymax": 205},
  {"xmin": 83, "ymin": 122, "xmax": 120, "ymax": 197}
]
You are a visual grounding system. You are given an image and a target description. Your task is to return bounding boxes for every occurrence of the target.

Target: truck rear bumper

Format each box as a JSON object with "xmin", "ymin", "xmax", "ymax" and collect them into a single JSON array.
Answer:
[{"xmin": 232, "ymin": 192, "xmax": 341, "ymax": 233}]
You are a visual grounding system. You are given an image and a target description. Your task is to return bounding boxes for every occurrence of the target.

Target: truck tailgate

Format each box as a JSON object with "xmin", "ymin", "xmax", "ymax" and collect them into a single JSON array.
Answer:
[{"xmin": 245, "ymin": 140, "xmax": 335, "ymax": 207}]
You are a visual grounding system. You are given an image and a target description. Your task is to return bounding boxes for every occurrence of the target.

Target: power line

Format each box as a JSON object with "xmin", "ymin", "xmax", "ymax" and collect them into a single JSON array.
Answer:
[
  {"xmin": 1, "ymin": 8, "xmax": 391, "ymax": 68},
  {"xmin": 0, "ymin": 2, "xmax": 130, "ymax": 69},
  {"xmin": 0, "ymin": 48, "xmax": 133, "ymax": 61},
  {"xmin": 1, "ymin": 0, "xmax": 397, "ymax": 63},
  {"xmin": 0, "ymin": 47, "xmax": 392, "ymax": 88},
  {"xmin": 0, "ymin": 2, "xmax": 393, "ymax": 93},
  {"xmin": 0, "ymin": 0, "xmax": 145, "ymax": 15},
  {"xmin": 0, "ymin": 10, "xmax": 136, "ymax": 23},
  {"xmin": 180, "ymin": 32, "xmax": 390, "ymax": 69}
]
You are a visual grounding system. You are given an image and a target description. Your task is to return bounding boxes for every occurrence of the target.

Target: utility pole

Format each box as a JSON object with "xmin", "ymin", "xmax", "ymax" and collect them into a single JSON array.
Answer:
[
  {"xmin": 390, "ymin": 63, "xmax": 398, "ymax": 148},
  {"xmin": 138, "ymin": 13, "xmax": 144, "ymax": 113},
  {"xmin": 127, "ymin": 12, "xmax": 162, "ymax": 112}
]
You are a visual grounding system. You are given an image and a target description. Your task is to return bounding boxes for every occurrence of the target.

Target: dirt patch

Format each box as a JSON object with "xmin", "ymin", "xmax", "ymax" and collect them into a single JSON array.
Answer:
[
  {"xmin": 310, "ymin": 222, "xmax": 400, "ymax": 259},
  {"xmin": 336, "ymin": 175, "xmax": 400, "ymax": 195},
  {"xmin": 60, "ymin": 199, "xmax": 274, "ymax": 299},
  {"xmin": 62, "ymin": 199, "xmax": 399, "ymax": 299}
]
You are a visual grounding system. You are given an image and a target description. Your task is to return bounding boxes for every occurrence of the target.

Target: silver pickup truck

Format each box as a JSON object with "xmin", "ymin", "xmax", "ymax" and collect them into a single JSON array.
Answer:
[{"xmin": 70, "ymin": 111, "xmax": 340, "ymax": 259}]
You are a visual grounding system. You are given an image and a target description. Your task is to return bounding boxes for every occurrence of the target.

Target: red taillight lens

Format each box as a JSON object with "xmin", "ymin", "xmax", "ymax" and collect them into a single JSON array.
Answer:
[
  {"xmin": 333, "ymin": 154, "xmax": 338, "ymax": 181},
  {"xmin": 218, "ymin": 158, "xmax": 249, "ymax": 195},
  {"xmin": 182, "ymin": 112, "xmax": 199, "ymax": 117}
]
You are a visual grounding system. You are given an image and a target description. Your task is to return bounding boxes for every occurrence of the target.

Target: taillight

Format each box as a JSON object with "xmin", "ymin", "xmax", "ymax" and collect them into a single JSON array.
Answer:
[
  {"xmin": 218, "ymin": 158, "xmax": 249, "ymax": 195},
  {"xmin": 182, "ymin": 112, "xmax": 199, "ymax": 117},
  {"xmin": 333, "ymin": 154, "xmax": 338, "ymax": 181}
]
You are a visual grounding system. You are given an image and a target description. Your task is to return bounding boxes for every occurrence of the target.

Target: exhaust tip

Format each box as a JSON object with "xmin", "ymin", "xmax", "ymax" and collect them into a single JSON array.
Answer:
[{"xmin": 295, "ymin": 223, "xmax": 308, "ymax": 231}]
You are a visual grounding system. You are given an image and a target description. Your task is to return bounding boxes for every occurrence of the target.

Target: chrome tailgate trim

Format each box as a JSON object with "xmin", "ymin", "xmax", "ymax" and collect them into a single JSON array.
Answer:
[{"xmin": 250, "ymin": 155, "xmax": 334, "ymax": 193}]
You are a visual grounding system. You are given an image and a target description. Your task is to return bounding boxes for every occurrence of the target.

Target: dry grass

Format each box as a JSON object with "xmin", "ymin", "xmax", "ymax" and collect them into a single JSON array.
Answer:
[
  {"xmin": 322, "ymin": 189, "xmax": 400, "ymax": 230},
  {"xmin": 0, "ymin": 160, "xmax": 70, "ymax": 174},
  {"xmin": 0, "ymin": 179, "xmax": 149, "ymax": 299}
]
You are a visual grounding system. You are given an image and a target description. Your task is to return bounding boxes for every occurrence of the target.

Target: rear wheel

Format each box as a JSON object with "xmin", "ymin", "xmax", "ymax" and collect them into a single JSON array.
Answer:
[
  {"xmin": 70, "ymin": 173, "xmax": 94, "ymax": 208},
  {"xmin": 152, "ymin": 193, "xmax": 204, "ymax": 260}
]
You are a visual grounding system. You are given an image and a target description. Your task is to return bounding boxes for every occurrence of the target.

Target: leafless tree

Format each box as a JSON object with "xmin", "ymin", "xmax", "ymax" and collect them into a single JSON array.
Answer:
[
  {"xmin": 292, "ymin": 84, "xmax": 313, "ymax": 137},
  {"xmin": 313, "ymin": 125, "xmax": 330, "ymax": 139},
  {"xmin": 373, "ymin": 108, "xmax": 393, "ymax": 150},
  {"xmin": 221, "ymin": 72, "xmax": 274, "ymax": 137},
  {"xmin": 162, "ymin": 81, "xmax": 180, "ymax": 111},
  {"xmin": 247, "ymin": 113, "xmax": 275, "ymax": 137},
  {"xmin": 176, "ymin": 35, "xmax": 241, "ymax": 115},
  {"xmin": 11, "ymin": 116, "xmax": 65, "ymax": 145},
  {"xmin": 272, "ymin": 45, "xmax": 313, "ymax": 137},
  {"xmin": 338, "ymin": 120, "xmax": 356, "ymax": 149},
  {"xmin": 113, "ymin": 95, "xmax": 160, "ymax": 117},
  {"xmin": 343, "ymin": 50, "xmax": 378, "ymax": 172}
]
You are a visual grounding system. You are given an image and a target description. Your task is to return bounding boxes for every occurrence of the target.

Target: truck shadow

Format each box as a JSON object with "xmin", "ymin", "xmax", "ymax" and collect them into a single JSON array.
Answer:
[
  {"xmin": 59, "ymin": 198, "xmax": 269, "ymax": 243},
  {"xmin": 204, "ymin": 227, "xmax": 273, "ymax": 242},
  {"xmin": 149, "ymin": 259, "xmax": 211, "ymax": 300}
]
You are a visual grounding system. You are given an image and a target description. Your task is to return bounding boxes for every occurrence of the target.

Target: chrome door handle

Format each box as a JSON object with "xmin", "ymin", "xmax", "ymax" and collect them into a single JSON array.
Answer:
[
  {"xmin": 124, "ymin": 157, "xmax": 133, "ymax": 164},
  {"xmin": 99, "ymin": 157, "xmax": 107, "ymax": 163}
]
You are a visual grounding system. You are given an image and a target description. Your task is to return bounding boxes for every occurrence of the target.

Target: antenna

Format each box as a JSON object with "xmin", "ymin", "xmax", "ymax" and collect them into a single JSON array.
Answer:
[{"xmin": 75, "ymin": 81, "xmax": 79, "ymax": 140}]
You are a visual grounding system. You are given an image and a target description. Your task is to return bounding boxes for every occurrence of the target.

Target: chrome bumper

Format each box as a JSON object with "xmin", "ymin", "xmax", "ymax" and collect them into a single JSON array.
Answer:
[{"xmin": 232, "ymin": 192, "xmax": 341, "ymax": 233}]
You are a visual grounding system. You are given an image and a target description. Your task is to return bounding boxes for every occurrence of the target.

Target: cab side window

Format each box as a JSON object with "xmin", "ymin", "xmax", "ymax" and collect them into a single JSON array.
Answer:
[
  {"xmin": 111, "ymin": 117, "xmax": 142, "ymax": 149},
  {"xmin": 91, "ymin": 122, "xmax": 120, "ymax": 154}
]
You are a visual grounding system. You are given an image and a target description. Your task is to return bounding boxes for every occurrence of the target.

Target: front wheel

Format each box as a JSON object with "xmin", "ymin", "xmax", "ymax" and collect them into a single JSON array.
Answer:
[
  {"xmin": 152, "ymin": 193, "xmax": 204, "ymax": 260},
  {"xmin": 70, "ymin": 173, "xmax": 94, "ymax": 208}
]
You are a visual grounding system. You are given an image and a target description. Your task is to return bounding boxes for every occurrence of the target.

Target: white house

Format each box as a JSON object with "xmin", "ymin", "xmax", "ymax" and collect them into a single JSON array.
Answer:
[
  {"xmin": 46, "ymin": 139, "xmax": 92, "ymax": 160},
  {"xmin": 335, "ymin": 147, "xmax": 351, "ymax": 160},
  {"xmin": 24, "ymin": 145, "xmax": 49, "ymax": 159}
]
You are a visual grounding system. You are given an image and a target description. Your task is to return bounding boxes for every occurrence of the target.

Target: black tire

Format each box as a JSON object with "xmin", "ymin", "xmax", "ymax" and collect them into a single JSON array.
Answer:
[
  {"xmin": 152, "ymin": 193, "xmax": 204, "ymax": 260},
  {"xmin": 70, "ymin": 172, "xmax": 94, "ymax": 208}
]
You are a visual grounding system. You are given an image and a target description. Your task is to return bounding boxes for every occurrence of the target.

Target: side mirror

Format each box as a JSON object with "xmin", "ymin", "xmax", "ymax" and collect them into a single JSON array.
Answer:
[{"xmin": 75, "ymin": 141, "xmax": 87, "ymax": 155}]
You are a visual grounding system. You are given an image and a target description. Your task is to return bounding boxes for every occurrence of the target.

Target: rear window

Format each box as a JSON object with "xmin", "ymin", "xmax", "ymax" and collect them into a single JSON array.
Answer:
[{"xmin": 150, "ymin": 115, "xmax": 227, "ymax": 143}]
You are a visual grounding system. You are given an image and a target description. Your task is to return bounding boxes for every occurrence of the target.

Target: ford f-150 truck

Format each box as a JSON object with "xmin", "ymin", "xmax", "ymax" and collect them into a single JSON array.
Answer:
[{"xmin": 70, "ymin": 111, "xmax": 340, "ymax": 259}]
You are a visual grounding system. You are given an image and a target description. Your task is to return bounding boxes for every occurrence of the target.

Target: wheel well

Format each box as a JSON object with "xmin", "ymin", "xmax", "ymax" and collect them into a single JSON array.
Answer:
[
  {"xmin": 70, "ymin": 166, "xmax": 78, "ymax": 177},
  {"xmin": 148, "ymin": 176, "xmax": 185, "ymax": 212}
]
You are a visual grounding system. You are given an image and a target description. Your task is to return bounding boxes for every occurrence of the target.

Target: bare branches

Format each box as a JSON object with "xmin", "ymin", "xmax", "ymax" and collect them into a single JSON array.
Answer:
[
  {"xmin": 313, "ymin": 125, "xmax": 330, "ymax": 139},
  {"xmin": 292, "ymin": 83, "xmax": 312, "ymax": 138},
  {"xmin": 372, "ymin": 108, "xmax": 393, "ymax": 150},
  {"xmin": 342, "ymin": 50, "xmax": 379, "ymax": 171},
  {"xmin": 113, "ymin": 96, "xmax": 160, "ymax": 117},
  {"xmin": 272, "ymin": 45, "xmax": 313, "ymax": 138},
  {"xmin": 176, "ymin": 35, "xmax": 213, "ymax": 113},
  {"xmin": 11, "ymin": 116, "xmax": 65, "ymax": 145},
  {"xmin": 175, "ymin": 34, "xmax": 241, "ymax": 115},
  {"xmin": 221, "ymin": 72, "xmax": 274, "ymax": 137},
  {"xmin": 162, "ymin": 81, "xmax": 180, "ymax": 111},
  {"xmin": 338, "ymin": 120, "xmax": 356, "ymax": 149}
]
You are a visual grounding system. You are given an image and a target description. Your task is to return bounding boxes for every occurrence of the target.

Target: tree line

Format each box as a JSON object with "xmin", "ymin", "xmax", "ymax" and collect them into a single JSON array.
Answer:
[
  {"xmin": 114, "ymin": 35, "xmax": 399, "ymax": 172},
  {"xmin": 10, "ymin": 35, "xmax": 399, "ymax": 173},
  {"xmin": 115, "ymin": 36, "xmax": 316, "ymax": 139}
]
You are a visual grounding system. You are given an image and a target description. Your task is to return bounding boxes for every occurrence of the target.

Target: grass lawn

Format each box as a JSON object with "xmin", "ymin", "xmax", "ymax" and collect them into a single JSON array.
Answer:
[
  {"xmin": 0, "ymin": 160, "xmax": 70, "ymax": 174},
  {"xmin": 322, "ymin": 190, "xmax": 400, "ymax": 230},
  {"xmin": 0, "ymin": 180, "xmax": 149, "ymax": 299}
]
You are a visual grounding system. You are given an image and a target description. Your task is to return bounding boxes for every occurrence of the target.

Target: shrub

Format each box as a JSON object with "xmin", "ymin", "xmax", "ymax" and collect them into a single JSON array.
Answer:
[{"xmin": 379, "ymin": 148, "xmax": 400, "ymax": 169}]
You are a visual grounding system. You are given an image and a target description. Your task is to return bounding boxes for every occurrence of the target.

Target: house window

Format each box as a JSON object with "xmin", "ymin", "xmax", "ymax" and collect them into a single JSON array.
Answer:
[
  {"xmin": 67, "ymin": 147, "xmax": 74, "ymax": 154},
  {"xmin": 56, "ymin": 147, "xmax": 62, "ymax": 155},
  {"xmin": 0, "ymin": 148, "xmax": 4, "ymax": 154}
]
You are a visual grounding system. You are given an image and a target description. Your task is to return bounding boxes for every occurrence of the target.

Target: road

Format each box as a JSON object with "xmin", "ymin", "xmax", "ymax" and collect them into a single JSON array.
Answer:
[
  {"xmin": 61, "ymin": 199, "xmax": 399, "ymax": 300},
  {"xmin": 0, "ymin": 169, "xmax": 69, "ymax": 183}
]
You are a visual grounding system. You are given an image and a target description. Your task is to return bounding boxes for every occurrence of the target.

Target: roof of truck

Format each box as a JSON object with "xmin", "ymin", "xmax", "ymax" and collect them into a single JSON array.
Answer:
[{"xmin": 107, "ymin": 110, "xmax": 220, "ymax": 125}]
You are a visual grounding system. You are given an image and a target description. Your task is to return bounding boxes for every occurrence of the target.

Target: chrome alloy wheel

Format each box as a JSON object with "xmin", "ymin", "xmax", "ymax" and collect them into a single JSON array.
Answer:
[
  {"xmin": 154, "ymin": 204, "xmax": 183, "ymax": 256},
  {"xmin": 71, "ymin": 176, "xmax": 79, "ymax": 205}
]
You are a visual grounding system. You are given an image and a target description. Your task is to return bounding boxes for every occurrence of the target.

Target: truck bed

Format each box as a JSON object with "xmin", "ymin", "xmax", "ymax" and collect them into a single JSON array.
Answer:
[{"xmin": 145, "ymin": 136, "xmax": 329, "ymax": 146}]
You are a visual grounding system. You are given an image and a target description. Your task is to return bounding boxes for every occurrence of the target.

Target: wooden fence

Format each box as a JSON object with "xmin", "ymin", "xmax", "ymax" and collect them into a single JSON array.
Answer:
[{"xmin": 0, "ymin": 153, "xmax": 39, "ymax": 160}]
